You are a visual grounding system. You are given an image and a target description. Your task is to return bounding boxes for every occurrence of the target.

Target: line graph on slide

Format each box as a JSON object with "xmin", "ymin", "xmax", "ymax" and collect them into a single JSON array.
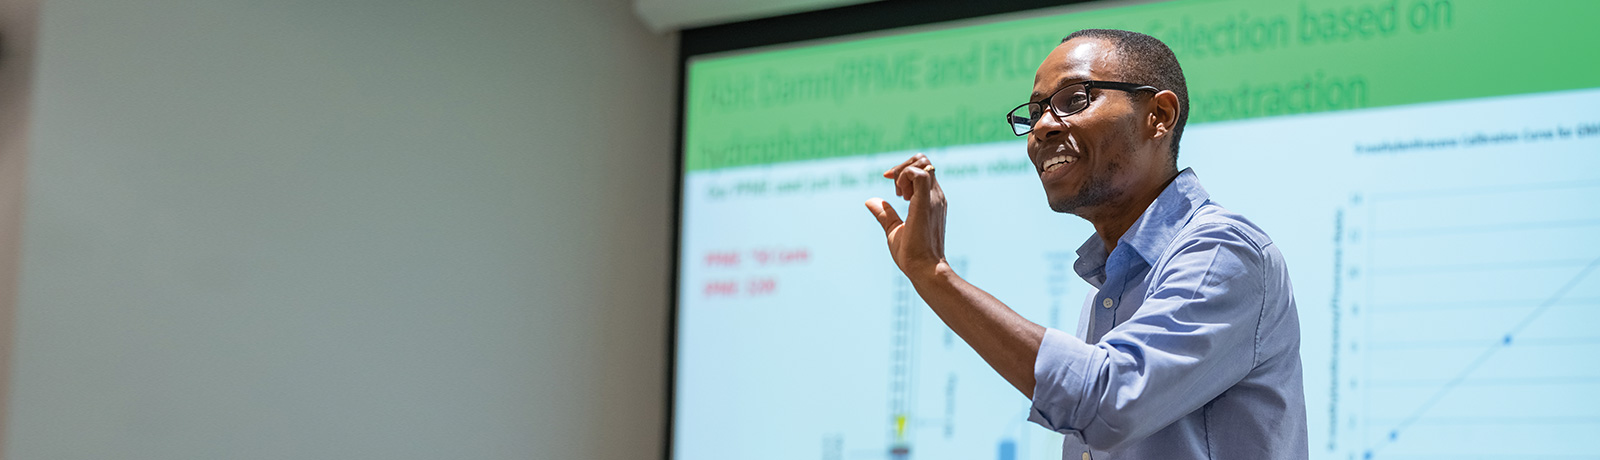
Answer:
[{"xmin": 1339, "ymin": 180, "xmax": 1600, "ymax": 459}]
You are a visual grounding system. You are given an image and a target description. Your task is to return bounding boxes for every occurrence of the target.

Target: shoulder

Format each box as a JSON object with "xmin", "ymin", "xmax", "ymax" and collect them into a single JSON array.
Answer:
[
  {"xmin": 1152, "ymin": 200, "xmax": 1279, "ymax": 274},
  {"xmin": 1178, "ymin": 201, "xmax": 1273, "ymax": 253}
]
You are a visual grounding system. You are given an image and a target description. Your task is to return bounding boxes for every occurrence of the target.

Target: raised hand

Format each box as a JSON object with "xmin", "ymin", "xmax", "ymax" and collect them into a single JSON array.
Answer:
[{"xmin": 864, "ymin": 153, "xmax": 948, "ymax": 278}]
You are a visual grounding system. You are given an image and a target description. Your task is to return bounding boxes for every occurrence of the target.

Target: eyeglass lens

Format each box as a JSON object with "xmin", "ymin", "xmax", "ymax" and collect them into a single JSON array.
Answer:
[{"xmin": 1010, "ymin": 84, "xmax": 1092, "ymax": 136}]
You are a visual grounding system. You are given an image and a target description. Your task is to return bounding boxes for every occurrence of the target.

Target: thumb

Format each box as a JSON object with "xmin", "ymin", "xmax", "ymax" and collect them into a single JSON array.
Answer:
[{"xmin": 864, "ymin": 198, "xmax": 903, "ymax": 235}]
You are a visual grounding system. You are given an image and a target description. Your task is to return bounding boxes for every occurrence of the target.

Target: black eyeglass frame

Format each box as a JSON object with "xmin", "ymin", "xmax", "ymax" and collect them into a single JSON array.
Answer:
[{"xmin": 1006, "ymin": 80, "xmax": 1160, "ymax": 136}]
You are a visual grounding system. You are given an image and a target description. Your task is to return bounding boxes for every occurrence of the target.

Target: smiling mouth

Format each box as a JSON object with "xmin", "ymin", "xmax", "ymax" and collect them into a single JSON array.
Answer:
[
  {"xmin": 1040, "ymin": 154, "xmax": 1076, "ymax": 174},
  {"xmin": 1038, "ymin": 143, "xmax": 1079, "ymax": 175}
]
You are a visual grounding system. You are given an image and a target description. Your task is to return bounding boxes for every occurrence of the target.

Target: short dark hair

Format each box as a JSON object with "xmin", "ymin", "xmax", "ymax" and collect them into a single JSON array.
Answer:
[{"xmin": 1061, "ymin": 29, "xmax": 1188, "ymax": 163}]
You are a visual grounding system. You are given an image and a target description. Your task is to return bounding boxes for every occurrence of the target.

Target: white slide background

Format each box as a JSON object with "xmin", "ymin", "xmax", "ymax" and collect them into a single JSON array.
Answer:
[{"xmin": 675, "ymin": 88, "xmax": 1600, "ymax": 459}]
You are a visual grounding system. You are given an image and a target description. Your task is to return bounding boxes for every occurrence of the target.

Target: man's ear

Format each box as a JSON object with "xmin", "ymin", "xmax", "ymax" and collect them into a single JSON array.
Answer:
[{"xmin": 1146, "ymin": 90, "xmax": 1181, "ymax": 141}]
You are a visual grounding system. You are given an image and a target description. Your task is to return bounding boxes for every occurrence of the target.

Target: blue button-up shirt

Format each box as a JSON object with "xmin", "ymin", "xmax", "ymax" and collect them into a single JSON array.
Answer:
[{"xmin": 1028, "ymin": 168, "xmax": 1308, "ymax": 459}]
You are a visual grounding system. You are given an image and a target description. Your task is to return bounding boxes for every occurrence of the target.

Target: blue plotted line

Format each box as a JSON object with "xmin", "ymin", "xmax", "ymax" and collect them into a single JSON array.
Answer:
[{"xmin": 1364, "ymin": 255, "xmax": 1600, "ymax": 458}]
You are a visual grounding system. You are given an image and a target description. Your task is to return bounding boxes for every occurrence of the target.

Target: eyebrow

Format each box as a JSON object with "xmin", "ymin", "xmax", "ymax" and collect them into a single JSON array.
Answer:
[{"xmin": 1031, "ymin": 76, "xmax": 1092, "ymax": 101}]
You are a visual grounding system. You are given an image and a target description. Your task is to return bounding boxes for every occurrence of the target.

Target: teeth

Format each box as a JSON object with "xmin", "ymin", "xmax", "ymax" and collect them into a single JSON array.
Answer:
[{"xmin": 1041, "ymin": 155, "xmax": 1075, "ymax": 172}]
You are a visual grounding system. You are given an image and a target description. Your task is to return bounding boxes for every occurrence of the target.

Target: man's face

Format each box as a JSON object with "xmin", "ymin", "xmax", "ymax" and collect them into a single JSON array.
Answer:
[{"xmin": 1027, "ymin": 38, "xmax": 1151, "ymax": 215}]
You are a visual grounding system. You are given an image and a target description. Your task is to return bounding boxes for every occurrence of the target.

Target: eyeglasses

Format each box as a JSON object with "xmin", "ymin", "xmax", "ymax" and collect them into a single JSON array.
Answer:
[{"xmin": 1006, "ymin": 80, "xmax": 1159, "ymax": 136}]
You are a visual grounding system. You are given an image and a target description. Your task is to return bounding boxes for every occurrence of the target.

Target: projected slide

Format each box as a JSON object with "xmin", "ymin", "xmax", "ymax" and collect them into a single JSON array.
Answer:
[{"xmin": 673, "ymin": 1, "xmax": 1600, "ymax": 459}]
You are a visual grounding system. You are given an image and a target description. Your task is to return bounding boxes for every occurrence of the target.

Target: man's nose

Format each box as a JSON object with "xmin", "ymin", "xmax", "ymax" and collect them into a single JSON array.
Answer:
[{"xmin": 1033, "ymin": 109, "xmax": 1067, "ymax": 141}]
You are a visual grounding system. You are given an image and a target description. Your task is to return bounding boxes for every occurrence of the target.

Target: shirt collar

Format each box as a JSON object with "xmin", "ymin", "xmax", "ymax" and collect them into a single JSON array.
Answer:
[
  {"xmin": 1072, "ymin": 168, "xmax": 1210, "ymax": 285},
  {"xmin": 1121, "ymin": 167, "xmax": 1210, "ymax": 265}
]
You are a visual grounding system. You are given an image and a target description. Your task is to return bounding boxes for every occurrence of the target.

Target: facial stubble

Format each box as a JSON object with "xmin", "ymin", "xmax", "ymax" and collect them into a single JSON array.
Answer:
[{"xmin": 1048, "ymin": 157, "xmax": 1122, "ymax": 215}]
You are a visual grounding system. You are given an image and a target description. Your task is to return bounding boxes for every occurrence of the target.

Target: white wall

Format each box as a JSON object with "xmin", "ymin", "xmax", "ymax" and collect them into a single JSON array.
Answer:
[
  {"xmin": 2, "ymin": 1, "xmax": 675, "ymax": 459},
  {"xmin": 0, "ymin": 0, "xmax": 39, "ymax": 453}
]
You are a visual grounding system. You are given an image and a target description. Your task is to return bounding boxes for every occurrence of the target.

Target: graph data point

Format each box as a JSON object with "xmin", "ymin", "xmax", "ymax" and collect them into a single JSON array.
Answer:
[
  {"xmin": 1389, "ymin": 430, "xmax": 1398, "ymax": 440},
  {"xmin": 1502, "ymin": 334, "xmax": 1512, "ymax": 345}
]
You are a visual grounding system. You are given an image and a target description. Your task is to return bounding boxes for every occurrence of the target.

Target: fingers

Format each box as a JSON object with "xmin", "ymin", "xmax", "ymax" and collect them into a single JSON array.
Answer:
[
  {"xmin": 895, "ymin": 163, "xmax": 934, "ymax": 205},
  {"xmin": 864, "ymin": 198, "xmax": 903, "ymax": 235},
  {"xmin": 898, "ymin": 163, "xmax": 936, "ymax": 201},
  {"xmin": 885, "ymin": 153, "xmax": 933, "ymax": 200},
  {"xmin": 882, "ymin": 154, "xmax": 925, "ymax": 179}
]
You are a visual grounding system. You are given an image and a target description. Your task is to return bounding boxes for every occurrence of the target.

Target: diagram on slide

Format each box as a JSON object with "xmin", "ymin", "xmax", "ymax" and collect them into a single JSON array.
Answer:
[{"xmin": 1333, "ymin": 181, "xmax": 1600, "ymax": 459}]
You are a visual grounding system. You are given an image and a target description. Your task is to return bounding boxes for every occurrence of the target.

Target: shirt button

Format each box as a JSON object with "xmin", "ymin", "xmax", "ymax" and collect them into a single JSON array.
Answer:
[
  {"xmin": 1102, "ymin": 298, "xmax": 1113, "ymax": 309},
  {"xmin": 1082, "ymin": 452, "xmax": 1091, "ymax": 460}
]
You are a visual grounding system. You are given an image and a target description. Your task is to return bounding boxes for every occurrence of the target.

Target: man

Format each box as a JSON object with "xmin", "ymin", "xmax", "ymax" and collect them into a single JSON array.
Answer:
[{"xmin": 864, "ymin": 29, "xmax": 1308, "ymax": 459}]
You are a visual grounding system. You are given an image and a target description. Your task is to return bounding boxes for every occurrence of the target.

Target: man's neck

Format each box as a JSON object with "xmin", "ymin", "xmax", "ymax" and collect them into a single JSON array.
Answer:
[{"xmin": 1086, "ymin": 170, "xmax": 1180, "ymax": 254}]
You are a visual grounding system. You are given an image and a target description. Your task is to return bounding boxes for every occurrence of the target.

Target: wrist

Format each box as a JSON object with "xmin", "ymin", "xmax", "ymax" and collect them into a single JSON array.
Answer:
[{"xmin": 906, "ymin": 259, "xmax": 959, "ymax": 287}]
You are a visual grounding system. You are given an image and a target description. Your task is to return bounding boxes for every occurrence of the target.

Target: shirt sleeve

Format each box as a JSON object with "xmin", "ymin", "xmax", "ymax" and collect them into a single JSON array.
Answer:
[{"xmin": 1028, "ymin": 222, "xmax": 1265, "ymax": 450}]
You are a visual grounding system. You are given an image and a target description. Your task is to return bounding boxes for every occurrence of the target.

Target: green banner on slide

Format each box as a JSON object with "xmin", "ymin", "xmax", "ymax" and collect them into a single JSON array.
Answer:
[{"xmin": 683, "ymin": 0, "xmax": 1600, "ymax": 171}]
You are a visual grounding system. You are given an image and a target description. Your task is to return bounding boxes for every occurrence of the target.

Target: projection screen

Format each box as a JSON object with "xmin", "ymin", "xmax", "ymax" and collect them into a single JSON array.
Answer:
[{"xmin": 672, "ymin": 1, "xmax": 1600, "ymax": 458}]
